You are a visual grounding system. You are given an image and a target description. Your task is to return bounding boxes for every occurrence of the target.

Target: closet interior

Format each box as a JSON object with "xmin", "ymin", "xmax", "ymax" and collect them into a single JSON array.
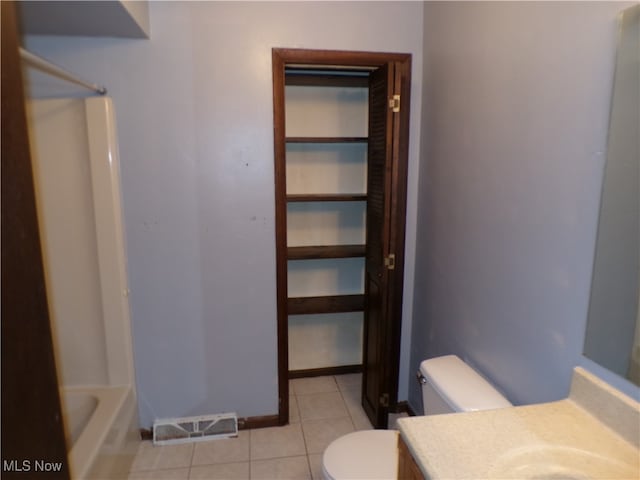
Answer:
[{"xmin": 284, "ymin": 67, "xmax": 371, "ymax": 375}]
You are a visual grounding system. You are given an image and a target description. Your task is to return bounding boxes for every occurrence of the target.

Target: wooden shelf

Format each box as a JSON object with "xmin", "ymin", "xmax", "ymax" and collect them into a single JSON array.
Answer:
[
  {"xmin": 286, "ymin": 137, "xmax": 368, "ymax": 144},
  {"xmin": 285, "ymin": 73, "xmax": 369, "ymax": 88},
  {"xmin": 288, "ymin": 245, "xmax": 365, "ymax": 260},
  {"xmin": 287, "ymin": 193, "xmax": 366, "ymax": 202},
  {"xmin": 288, "ymin": 294, "xmax": 365, "ymax": 315}
]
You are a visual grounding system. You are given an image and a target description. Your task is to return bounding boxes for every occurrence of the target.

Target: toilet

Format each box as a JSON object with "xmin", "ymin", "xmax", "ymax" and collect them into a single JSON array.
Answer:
[{"xmin": 321, "ymin": 355, "xmax": 513, "ymax": 480}]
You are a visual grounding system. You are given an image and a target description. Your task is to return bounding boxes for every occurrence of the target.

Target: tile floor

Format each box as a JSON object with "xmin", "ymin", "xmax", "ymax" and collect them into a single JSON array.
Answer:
[{"xmin": 127, "ymin": 374, "xmax": 407, "ymax": 480}]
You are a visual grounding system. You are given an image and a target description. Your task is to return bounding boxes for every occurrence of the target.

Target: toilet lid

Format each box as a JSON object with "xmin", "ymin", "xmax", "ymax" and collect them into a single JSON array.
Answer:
[{"xmin": 322, "ymin": 430, "xmax": 399, "ymax": 480}]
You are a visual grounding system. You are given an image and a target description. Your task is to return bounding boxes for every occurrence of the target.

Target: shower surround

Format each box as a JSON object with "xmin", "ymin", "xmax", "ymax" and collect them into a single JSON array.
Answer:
[{"xmin": 28, "ymin": 97, "xmax": 139, "ymax": 479}]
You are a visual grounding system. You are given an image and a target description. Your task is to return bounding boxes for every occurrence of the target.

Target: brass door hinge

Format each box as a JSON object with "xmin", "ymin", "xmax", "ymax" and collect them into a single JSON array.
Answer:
[
  {"xmin": 380, "ymin": 393, "xmax": 390, "ymax": 407},
  {"xmin": 389, "ymin": 94, "xmax": 400, "ymax": 113},
  {"xmin": 384, "ymin": 253, "xmax": 396, "ymax": 270}
]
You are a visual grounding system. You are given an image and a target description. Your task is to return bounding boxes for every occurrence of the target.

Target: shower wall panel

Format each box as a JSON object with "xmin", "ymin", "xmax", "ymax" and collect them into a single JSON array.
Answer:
[{"xmin": 28, "ymin": 98, "xmax": 110, "ymax": 386}]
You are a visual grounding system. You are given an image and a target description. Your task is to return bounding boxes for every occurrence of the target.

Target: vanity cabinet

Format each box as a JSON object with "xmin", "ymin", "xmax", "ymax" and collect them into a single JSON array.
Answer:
[{"xmin": 398, "ymin": 435, "xmax": 425, "ymax": 480}]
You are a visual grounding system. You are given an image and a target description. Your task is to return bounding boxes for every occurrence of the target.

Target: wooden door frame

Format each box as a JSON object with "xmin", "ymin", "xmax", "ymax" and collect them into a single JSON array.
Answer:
[
  {"xmin": 272, "ymin": 48, "xmax": 411, "ymax": 426},
  {"xmin": 1, "ymin": 2, "xmax": 70, "ymax": 477}
]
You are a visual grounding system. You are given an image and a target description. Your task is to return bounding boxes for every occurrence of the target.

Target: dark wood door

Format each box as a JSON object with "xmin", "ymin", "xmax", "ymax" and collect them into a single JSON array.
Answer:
[
  {"xmin": 367, "ymin": 61, "xmax": 411, "ymax": 429},
  {"xmin": 362, "ymin": 63, "xmax": 396, "ymax": 428}
]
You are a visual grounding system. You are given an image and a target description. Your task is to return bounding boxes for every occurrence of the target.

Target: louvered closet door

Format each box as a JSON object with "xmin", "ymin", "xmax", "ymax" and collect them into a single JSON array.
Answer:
[{"xmin": 362, "ymin": 62, "xmax": 397, "ymax": 428}]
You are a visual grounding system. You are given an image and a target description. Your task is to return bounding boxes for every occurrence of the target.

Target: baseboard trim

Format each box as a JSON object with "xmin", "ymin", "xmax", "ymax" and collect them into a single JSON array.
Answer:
[
  {"xmin": 289, "ymin": 364, "xmax": 362, "ymax": 379},
  {"xmin": 391, "ymin": 401, "xmax": 417, "ymax": 416},
  {"xmin": 238, "ymin": 414, "xmax": 280, "ymax": 430}
]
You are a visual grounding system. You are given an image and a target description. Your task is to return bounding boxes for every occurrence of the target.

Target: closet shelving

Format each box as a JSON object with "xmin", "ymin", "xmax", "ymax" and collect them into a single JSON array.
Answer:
[
  {"xmin": 286, "ymin": 194, "xmax": 366, "ymax": 202},
  {"xmin": 287, "ymin": 294, "xmax": 364, "ymax": 315},
  {"xmin": 287, "ymin": 244, "xmax": 365, "ymax": 259},
  {"xmin": 284, "ymin": 67, "xmax": 369, "ymax": 371},
  {"xmin": 286, "ymin": 137, "xmax": 367, "ymax": 143}
]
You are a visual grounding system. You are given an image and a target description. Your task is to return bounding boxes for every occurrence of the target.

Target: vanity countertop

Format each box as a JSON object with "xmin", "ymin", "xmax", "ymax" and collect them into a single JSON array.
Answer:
[{"xmin": 397, "ymin": 368, "xmax": 640, "ymax": 480}]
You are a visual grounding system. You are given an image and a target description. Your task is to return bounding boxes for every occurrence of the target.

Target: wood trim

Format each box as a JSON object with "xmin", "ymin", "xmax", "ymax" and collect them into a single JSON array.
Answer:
[
  {"xmin": 390, "ymin": 401, "xmax": 416, "ymax": 416},
  {"xmin": 272, "ymin": 49, "xmax": 290, "ymax": 426},
  {"xmin": 1, "ymin": 2, "xmax": 70, "ymax": 478},
  {"xmin": 286, "ymin": 193, "xmax": 366, "ymax": 202},
  {"xmin": 287, "ymin": 244, "xmax": 365, "ymax": 260},
  {"xmin": 238, "ymin": 414, "xmax": 280, "ymax": 431},
  {"xmin": 286, "ymin": 137, "xmax": 368, "ymax": 144},
  {"xmin": 289, "ymin": 364, "xmax": 362, "ymax": 379},
  {"xmin": 285, "ymin": 73, "xmax": 369, "ymax": 88},
  {"xmin": 287, "ymin": 294, "xmax": 364, "ymax": 315},
  {"xmin": 274, "ymin": 48, "xmax": 411, "ymax": 68}
]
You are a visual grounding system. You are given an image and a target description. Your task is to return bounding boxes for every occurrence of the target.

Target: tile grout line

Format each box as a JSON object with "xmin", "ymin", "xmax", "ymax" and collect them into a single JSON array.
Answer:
[
  {"xmin": 294, "ymin": 375, "xmax": 348, "ymax": 479},
  {"xmin": 249, "ymin": 428, "xmax": 253, "ymax": 479},
  {"xmin": 294, "ymin": 387, "xmax": 313, "ymax": 480},
  {"xmin": 187, "ymin": 440, "xmax": 196, "ymax": 479},
  {"xmin": 335, "ymin": 377, "xmax": 359, "ymax": 431}
]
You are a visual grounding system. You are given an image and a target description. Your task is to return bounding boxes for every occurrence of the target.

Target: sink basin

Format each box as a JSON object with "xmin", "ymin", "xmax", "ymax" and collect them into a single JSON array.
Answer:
[{"xmin": 487, "ymin": 445, "xmax": 638, "ymax": 480}]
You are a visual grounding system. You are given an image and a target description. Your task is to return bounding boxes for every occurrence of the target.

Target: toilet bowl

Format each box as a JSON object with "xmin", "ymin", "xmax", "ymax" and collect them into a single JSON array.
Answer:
[
  {"xmin": 321, "ymin": 355, "xmax": 512, "ymax": 480},
  {"xmin": 322, "ymin": 430, "xmax": 398, "ymax": 480}
]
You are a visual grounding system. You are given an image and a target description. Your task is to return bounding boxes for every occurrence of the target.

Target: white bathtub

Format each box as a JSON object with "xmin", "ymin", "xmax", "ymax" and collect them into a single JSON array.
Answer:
[{"xmin": 61, "ymin": 386, "xmax": 139, "ymax": 479}]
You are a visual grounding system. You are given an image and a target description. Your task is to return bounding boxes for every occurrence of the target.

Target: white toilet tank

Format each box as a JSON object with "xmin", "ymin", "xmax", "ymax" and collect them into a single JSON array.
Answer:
[{"xmin": 420, "ymin": 355, "xmax": 512, "ymax": 415}]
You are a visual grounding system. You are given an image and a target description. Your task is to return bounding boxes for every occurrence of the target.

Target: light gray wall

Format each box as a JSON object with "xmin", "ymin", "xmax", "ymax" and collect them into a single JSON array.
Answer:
[
  {"xmin": 25, "ymin": 1, "xmax": 423, "ymax": 428},
  {"xmin": 410, "ymin": 1, "xmax": 639, "ymax": 412},
  {"xmin": 584, "ymin": 4, "xmax": 639, "ymax": 380}
]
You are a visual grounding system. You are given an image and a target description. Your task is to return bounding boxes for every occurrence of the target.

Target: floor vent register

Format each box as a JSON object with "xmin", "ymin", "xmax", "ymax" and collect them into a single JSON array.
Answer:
[{"xmin": 152, "ymin": 412, "xmax": 238, "ymax": 445}]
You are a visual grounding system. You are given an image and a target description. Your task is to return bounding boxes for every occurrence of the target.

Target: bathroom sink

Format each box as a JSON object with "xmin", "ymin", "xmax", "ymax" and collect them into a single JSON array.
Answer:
[
  {"xmin": 487, "ymin": 445, "xmax": 638, "ymax": 480},
  {"xmin": 398, "ymin": 368, "xmax": 639, "ymax": 480}
]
